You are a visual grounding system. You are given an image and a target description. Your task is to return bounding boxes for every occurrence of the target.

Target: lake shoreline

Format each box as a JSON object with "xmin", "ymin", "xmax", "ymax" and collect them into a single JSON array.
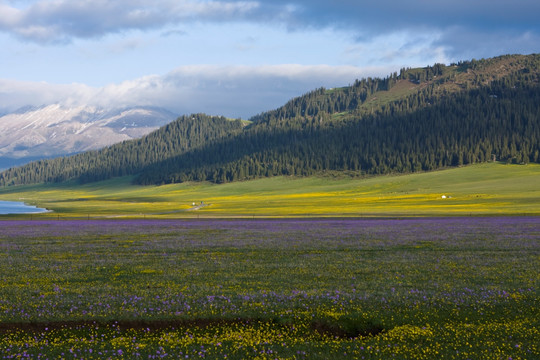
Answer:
[{"xmin": 0, "ymin": 200, "xmax": 50, "ymax": 215}]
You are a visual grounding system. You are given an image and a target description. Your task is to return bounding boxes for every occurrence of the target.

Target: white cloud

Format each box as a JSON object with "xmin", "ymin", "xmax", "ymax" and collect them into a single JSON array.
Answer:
[
  {"xmin": 0, "ymin": 0, "xmax": 261, "ymax": 43},
  {"xmin": 0, "ymin": 79, "xmax": 95, "ymax": 109},
  {"xmin": 112, "ymin": 64, "xmax": 394, "ymax": 117},
  {"xmin": 1, "ymin": 0, "xmax": 538, "ymax": 64},
  {"xmin": 0, "ymin": 64, "xmax": 393, "ymax": 118}
]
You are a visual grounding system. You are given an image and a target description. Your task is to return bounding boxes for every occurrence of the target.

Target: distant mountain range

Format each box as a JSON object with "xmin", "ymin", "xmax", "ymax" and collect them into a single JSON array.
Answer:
[
  {"xmin": 0, "ymin": 105, "xmax": 176, "ymax": 169},
  {"xmin": 1, "ymin": 54, "xmax": 539, "ymax": 186}
]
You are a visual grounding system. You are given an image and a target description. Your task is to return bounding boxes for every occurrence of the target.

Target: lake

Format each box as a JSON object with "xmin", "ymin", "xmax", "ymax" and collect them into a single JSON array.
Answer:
[{"xmin": 0, "ymin": 200, "xmax": 49, "ymax": 214}]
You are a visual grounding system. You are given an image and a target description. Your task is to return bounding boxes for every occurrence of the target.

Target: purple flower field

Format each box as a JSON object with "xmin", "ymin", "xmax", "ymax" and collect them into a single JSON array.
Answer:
[
  {"xmin": 0, "ymin": 217, "xmax": 538, "ymax": 358},
  {"xmin": 1, "ymin": 216, "xmax": 538, "ymax": 243}
]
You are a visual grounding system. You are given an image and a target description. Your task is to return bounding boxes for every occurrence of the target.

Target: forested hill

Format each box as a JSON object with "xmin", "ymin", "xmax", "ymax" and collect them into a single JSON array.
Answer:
[{"xmin": 1, "ymin": 54, "xmax": 539, "ymax": 187}]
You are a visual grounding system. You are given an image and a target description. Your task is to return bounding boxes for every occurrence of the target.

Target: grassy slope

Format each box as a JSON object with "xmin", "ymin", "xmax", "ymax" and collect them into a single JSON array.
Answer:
[
  {"xmin": 0, "ymin": 162, "xmax": 539, "ymax": 217},
  {"xmin": 352, "ymin": 55, "xmax": 536, "ymax": 114}
]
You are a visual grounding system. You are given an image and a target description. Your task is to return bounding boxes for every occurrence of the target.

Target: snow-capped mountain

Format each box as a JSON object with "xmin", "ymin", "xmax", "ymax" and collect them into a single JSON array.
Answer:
[{"xmin": 0, "ymin": 104, "xmax": 177, "ymax": 168}]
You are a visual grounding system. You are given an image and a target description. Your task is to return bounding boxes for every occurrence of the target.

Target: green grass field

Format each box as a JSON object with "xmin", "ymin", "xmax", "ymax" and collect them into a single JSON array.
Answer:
[{"xmin": 1, "ymin": 162, "xmax": 539, "ymax": 217}]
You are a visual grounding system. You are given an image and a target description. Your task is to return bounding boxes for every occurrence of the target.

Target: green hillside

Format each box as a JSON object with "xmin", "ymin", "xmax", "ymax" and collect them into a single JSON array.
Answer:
[
  {"xmin": 1, "ymin": 162, "xmax": 539, "ymax": 217},
  {"xmin": 1, "ymin": 54, "xmax": 539, "ymax": 187}
]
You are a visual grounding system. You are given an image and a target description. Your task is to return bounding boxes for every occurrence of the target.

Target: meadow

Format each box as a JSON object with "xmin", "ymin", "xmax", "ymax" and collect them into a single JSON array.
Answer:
[
  {"xmin": 0, "ymin": 162, "xmax": 539, "ymax": 218},
  {"xmin": 0, "ymin": 218, "xmax": 538, "ymax": 359}
]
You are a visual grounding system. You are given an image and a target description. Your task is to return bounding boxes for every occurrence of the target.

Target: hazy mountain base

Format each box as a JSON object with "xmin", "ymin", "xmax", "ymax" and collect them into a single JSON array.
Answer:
[{"xmin": 0, "ymin": 156, "xmax": 47, "ymax": 172}]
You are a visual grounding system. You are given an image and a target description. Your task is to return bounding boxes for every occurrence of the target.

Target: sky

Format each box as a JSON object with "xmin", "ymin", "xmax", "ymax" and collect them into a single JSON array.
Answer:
[{"xmin": 1, "ymin": 0, "xmax": 539, "ymax": 119}]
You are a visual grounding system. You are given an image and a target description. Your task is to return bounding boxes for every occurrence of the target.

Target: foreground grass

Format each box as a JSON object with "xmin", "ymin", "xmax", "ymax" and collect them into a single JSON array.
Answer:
[
  {"xmin": 0, "ymin": 218, "xmax": 538, "ymax": 358},
  {"xmin": 0, "ymin": 162, "xmax": 540, "ymax": 217}
]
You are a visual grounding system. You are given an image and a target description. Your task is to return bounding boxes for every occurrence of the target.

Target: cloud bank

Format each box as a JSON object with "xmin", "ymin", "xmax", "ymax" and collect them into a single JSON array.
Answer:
[
  {"xmin": 1, "ymin": 0, "xmax": 538, "ymax": 58},
  {"xmin": 0, "ymin": 0, "xmax": 260, "ymax": 43},
  {"xmin": 0, "ymin": 64, "xmax": 389, "ymax": 118}
]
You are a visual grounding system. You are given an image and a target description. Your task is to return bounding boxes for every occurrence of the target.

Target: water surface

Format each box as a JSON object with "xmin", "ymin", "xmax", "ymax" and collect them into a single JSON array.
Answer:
[{"xmin": 0, "ymin": 200, "xmax": 48, "ymax": 214}]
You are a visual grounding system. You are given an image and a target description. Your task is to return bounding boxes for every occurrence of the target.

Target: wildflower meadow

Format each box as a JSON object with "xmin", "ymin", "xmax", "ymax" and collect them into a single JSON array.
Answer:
[{"xmin": 0, "ymin": 218, "xmax": 538, "ymax": 359}]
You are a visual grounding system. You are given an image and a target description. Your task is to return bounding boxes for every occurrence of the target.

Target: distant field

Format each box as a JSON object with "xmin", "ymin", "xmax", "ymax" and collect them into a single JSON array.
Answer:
[{"xmin": 0, "ymin": 162, "xmax": 539, "ymax": 217}]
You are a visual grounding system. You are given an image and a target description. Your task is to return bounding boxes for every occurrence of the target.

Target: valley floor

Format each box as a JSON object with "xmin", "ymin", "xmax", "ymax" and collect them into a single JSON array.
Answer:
[{"xmin": 0, "ymin": 162, "xmax": 539, "ymax": 218}]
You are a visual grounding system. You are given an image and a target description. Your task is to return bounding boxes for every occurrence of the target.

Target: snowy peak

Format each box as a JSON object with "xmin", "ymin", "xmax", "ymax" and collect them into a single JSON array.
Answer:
[{"xmin": 0, "ymin": 104, "xmax": 177, "ymax": 160}]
